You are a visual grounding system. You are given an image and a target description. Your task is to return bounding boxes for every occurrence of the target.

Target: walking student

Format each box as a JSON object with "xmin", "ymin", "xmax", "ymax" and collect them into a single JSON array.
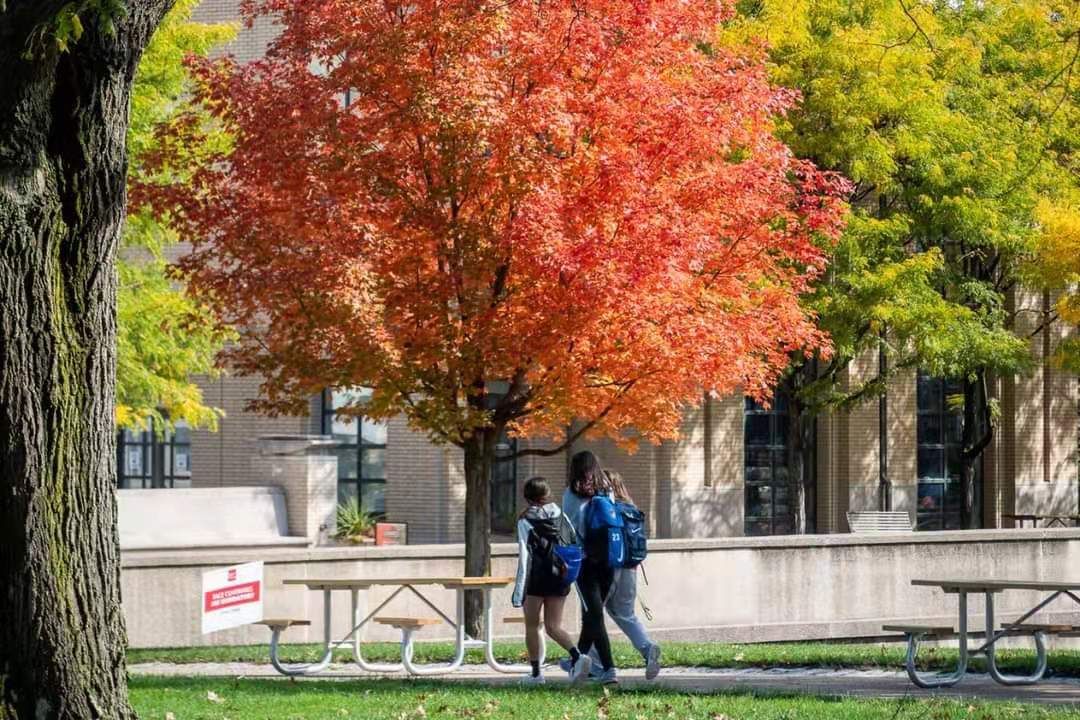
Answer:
[
  {"xmin": 562, "ymin": 450, "xmax": 619, "ymax": 684},
  {"xmin": 602, "ymin": 470, "xmax": 662, "ymax": 679},
  {"xmin": 511, "ymin": 476, "xmax": 592, "ymax": 685}
]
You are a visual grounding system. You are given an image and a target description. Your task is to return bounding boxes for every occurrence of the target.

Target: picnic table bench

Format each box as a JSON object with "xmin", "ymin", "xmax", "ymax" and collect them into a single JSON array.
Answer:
[
  {"xmin": 259, "ymin": 576, "xmax": 518, "ymax": 677},
  {"xmin": 1002, "ymin": 513, "xmax": 1080, "ymax": 528},
  {"xmin": 886, "ymin": 578, "xmax": 1080, "ymax": 689}
]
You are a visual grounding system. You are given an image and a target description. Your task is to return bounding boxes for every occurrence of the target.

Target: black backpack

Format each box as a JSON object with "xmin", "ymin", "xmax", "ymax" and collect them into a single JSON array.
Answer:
[{"xmin": 526, "ymin": 516, "xmax": 582, "ymax": 588}]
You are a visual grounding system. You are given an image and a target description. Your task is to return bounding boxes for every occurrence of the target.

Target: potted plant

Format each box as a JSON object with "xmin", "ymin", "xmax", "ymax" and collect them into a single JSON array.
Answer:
[{"xmin": 333, "ymin": 498, "xmax": 377, "ymax": 545}]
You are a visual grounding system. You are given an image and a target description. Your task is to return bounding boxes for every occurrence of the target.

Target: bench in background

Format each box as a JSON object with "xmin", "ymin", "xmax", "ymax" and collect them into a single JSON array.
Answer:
[{"xmin": 847, "ymin": 511, "xmax": 913, "ymax": 534}]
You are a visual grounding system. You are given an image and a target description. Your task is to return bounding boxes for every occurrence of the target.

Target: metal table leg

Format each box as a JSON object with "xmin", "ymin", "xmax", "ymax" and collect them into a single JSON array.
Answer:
[
  {"xmin": 904, "ymin": 591, "xmax": 969, "ymax": 688},
  {"xmin": 984, "ymin": 591, "xmax": 1047, "ymax": 685},
  {"xmin": 483, "ymin": 587, "xmax": 533, "ymax": 674},
  {"xmin": 352, "ymin": 587, "xmax": 406, "ymax": 673},
  {"xmin": 269, "ymin": 589, "xmax": 335, "ymax": 677},
  {"xmin": 401, "ymin": 589, "xmax": 467, "ymax": 675}
]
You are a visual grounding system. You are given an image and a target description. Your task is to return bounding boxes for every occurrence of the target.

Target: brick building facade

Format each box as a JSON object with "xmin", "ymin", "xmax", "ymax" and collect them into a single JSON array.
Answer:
[{"xmin": 120, "ymin": 1, "xmax": 1079, "ymax": 543}]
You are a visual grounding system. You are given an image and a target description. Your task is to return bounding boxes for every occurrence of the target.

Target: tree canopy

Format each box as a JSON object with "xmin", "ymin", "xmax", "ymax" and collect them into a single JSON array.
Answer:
[
  {"xmin": 118, "ymin": 0, "xmax": 235, "ymax": 431},
  {"xmin": 725, "ymin": 0, "xmax": 1080, "ymax": 413},
  {"xmin": 150, "ymin": 0, "xmax": 848, "ymax": 448}
]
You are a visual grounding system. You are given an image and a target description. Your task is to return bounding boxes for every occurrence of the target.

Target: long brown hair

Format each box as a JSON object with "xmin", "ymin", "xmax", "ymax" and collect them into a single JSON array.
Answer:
[
  {"xmin": 604, "ymin": 469, "xmax": 632, "ymax": 504},
  {"xmin": 569, "ymin": 450, "xmax": 610, "ymax": 498}
]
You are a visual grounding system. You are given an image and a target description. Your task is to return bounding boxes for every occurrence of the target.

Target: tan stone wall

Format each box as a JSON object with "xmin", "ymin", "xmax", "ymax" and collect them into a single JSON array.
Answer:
[
  {"xmin": 189, "ymin": 374, "xmax": 313, "ymax": 488},
  {"xmin": 999, "ymin": 290, "xmax": 1079, "ymax": 520},
  {"xmin": 121, "ymin": 529, "xmax": 1080, "ymax": 647},
  {"xmin": 669, "ymin": 395, "xmax": 743, "ymax": 538}
]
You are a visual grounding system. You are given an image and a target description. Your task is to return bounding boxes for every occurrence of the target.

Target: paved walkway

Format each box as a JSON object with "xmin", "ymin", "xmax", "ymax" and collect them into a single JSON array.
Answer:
[{"xmin": 129, "ymin": 663, "xmax": 1080, "ymax": 705}]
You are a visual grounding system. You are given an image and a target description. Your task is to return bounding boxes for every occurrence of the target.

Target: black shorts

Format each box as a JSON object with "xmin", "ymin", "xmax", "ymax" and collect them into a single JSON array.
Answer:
[{"xmin": 526, "ymin": 566, "xmax": 572, "ymax": 598}]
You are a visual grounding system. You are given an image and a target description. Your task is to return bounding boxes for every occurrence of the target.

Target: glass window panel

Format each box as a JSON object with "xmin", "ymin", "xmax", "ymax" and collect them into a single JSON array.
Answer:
[
  {"xmin": 174, "ymin": 447, "xmax": 192, "ymax": 476},
  {"xmin": 772, "ymin": 516, "xmax": 795, "ymax": 535},
  {"xmin": 745, "ymin": 397, "xmax": 764, "ymax": 413},
  {"xmin": 332, "ymin": 387, "xmax": 372, "ymax": 409},
  {"xmin": 775, "ymin": 415, "xmax": 790, "ymax": 444},
  {"xmin": 124, "ymin": 446, "xmax": 144, "ymax": 476},
  {"xmin": 916, "ymin": 515, "xmax": 943, "ymax": 531},
  {"xmin": 361, "ymin": 481, "xmax": 386, "ymax": 514},
  {"xmin": 745, "ymin": 415, "xmax": 771, "ymax": 446},
  {"xmin": 745, "ymin": 484, "xmax": 770, "ymax": 517},
  {"xmin": 361, "ymin": 418, "xmax": 387, "ymax": 446},
  {"xmin": 360, "ymin": 448, "xmax": 385, "ymax": 480},
  {"xmin": 773, "ymin": 392, "xmax": 789, "ymax": 414},
  {"xmin": 917, "ymin": 482, "xmax": 943, "ymax": 511},
  {"xmin": 172, "ymin": 476, "xmax": 192, "ymax": 489},
  {"xmin": 335, "ymin": 448, "xmax": 358, "ymax": 479},
  {"xmin": 917, "ymin": 448, "xmax": 944, "ymax": 481},
  {"xmin": 942, "ymin": 512, "xmax": 962, "ymax": 530},
  {"xmin": 946, "ymin": 446, "xmax": 963, "ymax": 481},
  {"xmin": 745, "ymin": 519, "xmax": 772, "ymax": 537},
  {"xmin": 771, "ymin": 449, "xmax": 788, "ymax": 468},
  {"xmin": 332, "ymin": 414, "xmax": 359, "ymax": 444},
  {"xmin": 944, "ymin": 414, "xmax": 963, "ymax": 445},
  {"xmin": 337, "ymin": 481, "xmax": 359, "ymax": 505},
  {"xmin": 746, "ymin": 447, "xmax": 771, "ymax": 468},
  {"xmin": 918, "ymin": 413, "xmax": 941, "ymax": 445},
  {"xmin": 917, "ymin": 375, "xmax": 942, "ymax": 412}
]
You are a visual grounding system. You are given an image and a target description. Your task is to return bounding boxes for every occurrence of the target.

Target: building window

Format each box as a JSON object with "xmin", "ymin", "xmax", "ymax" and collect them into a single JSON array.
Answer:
[
  {"xmin": 744, "ymin": 392, "xmax": 793, "ymax": 536},
  {"xmin": 322, "ymin": 388, "xmax": 387, "ymax": 514},
  {"xmin": 916, "ymin": 372, "xmax": 980, "ymax": 530},
  {"xmin": 490, "ymin": 432, "xmax": 518, "ymax": 534},
  {"xmin": 116, "ymin": 419, "xmax": 192, "ymax": 489}
]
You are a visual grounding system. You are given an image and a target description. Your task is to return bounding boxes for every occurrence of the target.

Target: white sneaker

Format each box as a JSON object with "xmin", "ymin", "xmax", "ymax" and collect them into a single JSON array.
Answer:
[
  {"xmin": 568, "ymin": 654, "xmax": 592, "ymax": 684},
  {"xmin": 644, "ymin": 643, "xmax": 661, "ymax": 680},
  {"xmin": 521, "ymin": 673, "xmax": 546, "ymax": 686}
]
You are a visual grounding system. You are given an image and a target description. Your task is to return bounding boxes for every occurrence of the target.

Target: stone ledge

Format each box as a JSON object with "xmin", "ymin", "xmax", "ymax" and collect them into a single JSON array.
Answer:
[{"xmin": 121, "ymin": 527, "xmax": 1080, "ymax": 568}]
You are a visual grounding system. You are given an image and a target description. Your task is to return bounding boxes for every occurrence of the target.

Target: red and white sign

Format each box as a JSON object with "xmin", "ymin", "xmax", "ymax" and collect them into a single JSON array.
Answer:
[{"xmin": 201, "ymin": 561, "xmax": 263, "ymax": 634}]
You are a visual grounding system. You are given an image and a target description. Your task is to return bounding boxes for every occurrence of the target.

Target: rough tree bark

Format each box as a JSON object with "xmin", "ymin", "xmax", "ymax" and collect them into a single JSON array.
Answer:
[
  {"xmin": 0, "ymin": 2, "xmax": 171, "ymax": 718},
  {"xmin": 462, "ymin": 426, "xmax": 497, "ymax": 639}
]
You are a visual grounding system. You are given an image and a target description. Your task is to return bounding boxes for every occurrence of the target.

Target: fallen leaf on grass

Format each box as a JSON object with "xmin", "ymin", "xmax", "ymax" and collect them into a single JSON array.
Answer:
[
  {"xmin": 207, "ymin": 690, "xmax": 225, "ymax": 704},
  {"xmin": 165, "ymin": 713, "xmax": 176, "ymax": 720}
]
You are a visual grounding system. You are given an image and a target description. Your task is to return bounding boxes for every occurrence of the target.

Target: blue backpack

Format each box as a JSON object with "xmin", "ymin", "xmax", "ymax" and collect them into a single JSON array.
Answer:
[
  {"xmin": 584, "ymin": 495, "xmax": 626, "ymax": 568},
  {"xmin": 615, "ymin": 501, "xmax": 648, "ymax": 568}
]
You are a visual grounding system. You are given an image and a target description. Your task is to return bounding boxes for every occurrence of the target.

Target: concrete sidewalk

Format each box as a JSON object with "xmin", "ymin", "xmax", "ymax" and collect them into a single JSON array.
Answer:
[{"xmin": 129, "ymin": 662, "xmax": 1080, "ymax": 706}]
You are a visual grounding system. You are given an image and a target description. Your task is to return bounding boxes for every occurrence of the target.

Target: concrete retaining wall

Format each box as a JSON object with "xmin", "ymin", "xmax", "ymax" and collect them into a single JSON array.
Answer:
[{"xmin": 121, "ymin": 529, "xmax": 1080, "ymax": 648}]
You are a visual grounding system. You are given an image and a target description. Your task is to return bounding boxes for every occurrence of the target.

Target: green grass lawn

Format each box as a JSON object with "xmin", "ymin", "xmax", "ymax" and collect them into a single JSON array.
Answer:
[
  {"xmin": 129, "ymin": 676, "xmax": 1073, "ymax": 720},
  {"xmin": 126, "ymin": 640, "xmax": 1080, "ymax": 678}
]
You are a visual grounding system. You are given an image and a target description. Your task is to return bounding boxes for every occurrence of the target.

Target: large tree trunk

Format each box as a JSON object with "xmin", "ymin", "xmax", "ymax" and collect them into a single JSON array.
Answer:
[
  {"xmin": 0, "ymin": 3, "xmax": 170, "ymax": 717},
  {"xmin": 462, "ymin": 427, "xmax": 496, "ymax": 638}
]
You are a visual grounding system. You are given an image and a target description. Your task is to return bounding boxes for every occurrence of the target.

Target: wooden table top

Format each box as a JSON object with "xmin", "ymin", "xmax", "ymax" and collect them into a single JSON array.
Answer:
[
  {"xmin": 914, "ymin": 578, "xmax": 1080, "ymax": 593},
  {"xmin": 283, "ymin": 577, "xmax": 514, "ymax": 590}
]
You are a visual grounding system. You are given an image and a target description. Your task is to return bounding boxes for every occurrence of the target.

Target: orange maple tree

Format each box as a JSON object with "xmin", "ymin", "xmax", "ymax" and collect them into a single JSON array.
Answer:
[{"xmin": 147, "ymin": 0, "xmax": 847, "ymax": 630}]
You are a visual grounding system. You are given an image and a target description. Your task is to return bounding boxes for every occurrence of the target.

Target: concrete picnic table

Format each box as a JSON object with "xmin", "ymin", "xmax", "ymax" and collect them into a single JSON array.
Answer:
[
  {"xmin": 894, "ymin": 578, "xmax": 1080, "ymax": 689},
  {"xmin": 262, "ymin": 576, "xmax": 522, "ymax": 677}
]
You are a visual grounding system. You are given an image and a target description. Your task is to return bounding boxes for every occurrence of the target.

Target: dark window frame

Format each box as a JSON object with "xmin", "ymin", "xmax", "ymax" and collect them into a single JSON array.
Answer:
[
  {"xmin": 916, "ymin": 372, "xmax": 980, "ymax": 530},
  {"xmin": 744, "ymin": 392, "xmax": 795, "ymax": 536},
  {"xmin": 116, "ymin": 418, "xmax": 192, "ymax": 489},
  {"xmin": 321, "ymin": 389, "xmax": 387, "ymax": 514}
]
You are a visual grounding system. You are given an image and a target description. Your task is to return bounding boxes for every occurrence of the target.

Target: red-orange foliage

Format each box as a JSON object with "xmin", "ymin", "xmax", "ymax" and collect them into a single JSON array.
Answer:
[{"xmin": 150, "ymin": 0, "xmax": 846, "ymax": 452}]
